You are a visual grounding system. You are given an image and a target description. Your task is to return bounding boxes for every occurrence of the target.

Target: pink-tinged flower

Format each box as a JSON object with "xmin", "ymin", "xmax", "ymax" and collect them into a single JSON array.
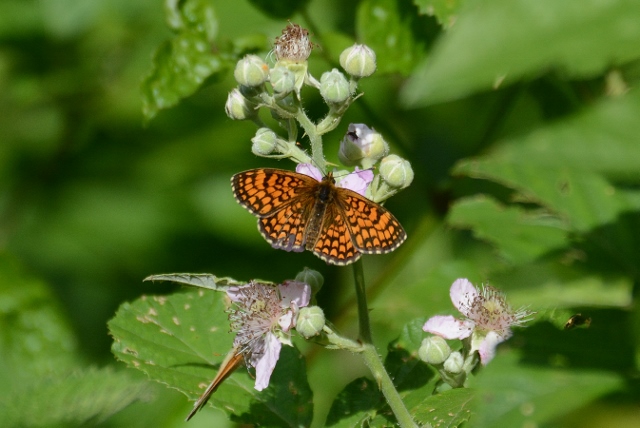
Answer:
[
  {"xmin": 227, "ymin": 280, "xmax": 310, "ymax": 390},
  {"xmin": 423, "ymin": 278, "xmax": 534, "ymax": 365},
  {"xmin": 296, "ymin": 163, "xmax": 373, "ymax": 197}
]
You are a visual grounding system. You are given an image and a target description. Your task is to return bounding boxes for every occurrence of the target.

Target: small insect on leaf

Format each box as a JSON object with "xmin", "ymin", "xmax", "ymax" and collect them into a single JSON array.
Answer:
[{"xmin": 564, "ymin": 313, "xmax": 592, "ymax": 330}]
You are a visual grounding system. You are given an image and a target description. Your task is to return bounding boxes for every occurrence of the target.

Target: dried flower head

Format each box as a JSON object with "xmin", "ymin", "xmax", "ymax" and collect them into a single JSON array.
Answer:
[{"xmin": 274, "ymin": 23, "xmax": 313, "ymax": 62}]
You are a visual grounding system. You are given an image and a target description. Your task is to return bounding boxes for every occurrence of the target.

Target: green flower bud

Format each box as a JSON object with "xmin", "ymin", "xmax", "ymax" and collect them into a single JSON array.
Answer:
[
  {"xmin": 234, "ymin": 55, "xmax": 269, "ymax": 87},
  {"xmin": 270, "ymin": 64, "xmax": 296, "ymax": 94},
  {"xmin": 443, "ymin": 351, "xmax": 464, "ymax": 374},
  {"xmin": 379, "ymin": 155, "xmax": 414, "ymax": 189},
  {"xmin": 251, "ymin": 128, "xmax": 278, "ymax": 156},
  {"xmin": 296, "ymin": 306, "xmax": 325, "ymax": 338},
  {"xmin": 338, "ymin": 123, "xmax": 389, "ymax": 168},
  {"xmin": 225, "ymin": 88, "xmax": 255, "ymax": 120},
  {"xmin": 294, "ymin": 268, "xmax": 324, "ymax": 295},
  {"xmin": 339, "ymin": 44, "xmax": 376, "ymax": 78},
  {"xmin": 320, "ymin": 69, "xmax": 350, "ymax": 104},
  {"xmin": 418, "ymin": 336, "xmax": 451, "ymax": 365}
]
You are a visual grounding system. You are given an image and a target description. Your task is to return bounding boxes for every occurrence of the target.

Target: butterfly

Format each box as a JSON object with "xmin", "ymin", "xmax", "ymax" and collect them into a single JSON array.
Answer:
[{"xmin": 231, "ymin": 168, "xmax": 407, "ymax": 265}]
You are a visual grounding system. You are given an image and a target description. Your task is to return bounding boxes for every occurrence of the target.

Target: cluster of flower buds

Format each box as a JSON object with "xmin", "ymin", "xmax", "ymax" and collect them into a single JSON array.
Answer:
[{"xmin": 225, "ymin": 23, "xmax": 413, "ymax": 202}]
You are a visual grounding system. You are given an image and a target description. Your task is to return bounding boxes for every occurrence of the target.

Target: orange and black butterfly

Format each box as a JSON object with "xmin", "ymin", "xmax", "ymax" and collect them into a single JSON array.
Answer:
[{"xmin": 231, "ymin": 168, "xmax": 406, "ymax": 265}]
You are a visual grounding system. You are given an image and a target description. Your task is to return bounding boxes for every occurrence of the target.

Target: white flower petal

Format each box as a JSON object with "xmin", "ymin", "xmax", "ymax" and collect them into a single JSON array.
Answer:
[
  {"xmin": 337, "ymin": 168, "xmax": 374, "ymax": 196},
  {"xmin": 278, "ymin": 311, "xmax": 294, "ymax": 331},
  {"xmin": 477, "ymin": 331, "xmax": 504, "ymax": 365},
  {"xmin": 423, "ymin": 315, "xmax": 473, "ymax": 339},
  {"xmin": 296, "ymin": 163, "xmax": 323, "ymax": 181},
  {"xmin": 254, "ymin": 333, "xmax": 281, "ymax": 391},
  {"xmin": 279, "ymin": 281, "xmax": 311, "ymax": 308},
  {"xmin": 450, "ymin": 278, "xmax": 478, "ymax": 317}
]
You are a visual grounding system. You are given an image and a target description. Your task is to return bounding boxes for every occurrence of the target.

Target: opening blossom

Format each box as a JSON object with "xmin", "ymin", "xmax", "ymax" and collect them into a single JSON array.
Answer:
[
  {"xmin": 296, "ymin": 163, "xmax": 373, "ymax": 197},
  {"xmin": 423, "ymin": 278, "xmax": 534, "ymax": 365},
  {"xmin": 228, "ymin": 280, "xmax": 311, "ymax": 390}
]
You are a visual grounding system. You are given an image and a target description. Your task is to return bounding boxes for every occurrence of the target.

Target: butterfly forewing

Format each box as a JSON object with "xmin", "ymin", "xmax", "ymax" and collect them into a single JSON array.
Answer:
[{"xmin": 232, "ymin": 169, "xmax": 313, "ymax": 216}]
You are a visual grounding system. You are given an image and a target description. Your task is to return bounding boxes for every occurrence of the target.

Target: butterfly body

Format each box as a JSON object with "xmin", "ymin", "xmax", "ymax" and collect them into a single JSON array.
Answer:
[{"xmin": 231, "ymin": 168, "xmax": 406, "ymax": 265}]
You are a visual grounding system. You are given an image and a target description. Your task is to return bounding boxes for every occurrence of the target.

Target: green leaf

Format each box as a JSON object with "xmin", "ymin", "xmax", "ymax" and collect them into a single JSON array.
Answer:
[
  {"xmin": 108, "ymin": 290, "xmax": 313, "ymax": 426},
  {"xmin": 469, "ymin": 352, "xmax": 623, "ymax": 427},
  {"xmin": 402, "ymin": 0, "xmax": 640, "ymax": 106},
  {"xmin": 411, "ymin": 388, "xmax": 474, "ymax": 428},
  {"xmin": 414, "ymin": 0, "xmax": 463, "ymax": 28},
  {"xmin": 448, "ymin": 196, "xmax": 570, "ymax": 265},
  {"xmin": 142, "ymin": 0, "xmax": 228, "ymax": 122},
  {"xmin": 247, "ymin": 0, "xmax": 311, "ymax": 19},
  {"xmin": 0, "ymin": 368, "xmax": 152, "ymax": 428},
  {"xmin": 326, "ymin": 320, "xmax": 435, "ymax": 427},
  {"xmin": 452, "ymin": 91, "xmax": 640, "ymax": 277},
  {"xmin": 0, "ymin": 255, "xmax": 78, "ymax": 387},
  {"xmin": 143, "ymin": 273, "xmax": 247, "ymax": 291},
  {"xmin": 356, "ymin": 0, "xmax": 423, "ymax": 75}
]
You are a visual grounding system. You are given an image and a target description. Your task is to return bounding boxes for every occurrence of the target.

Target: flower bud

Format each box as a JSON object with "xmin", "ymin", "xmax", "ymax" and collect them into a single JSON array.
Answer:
[
  {"xmin": 251, "ymin": 128, "xmax": 278, "ymax": 156},
  {"xmin": 234, "ymin": 55, "xmax": 269, "ymax": 87},
  {"xmin": 295, "ymin": 268, "xmax": 324, "ymax": 295},
  {"xmin": 270, "ymin": 64, "xmax": 296, "ymax": 94},
  {"xmin": 320, "ymin": 69, "xmax": 350, "ymax": 104},
  {"xmin": 338, "ymin": 123, "xmax": 389, "ymax": 168},
  {"xmin": 379, "ymin": 155, "xmax": 414, "ymax": 189},
  {"xmin": 443, "ymin": 351, "xmax": 464, "ymax": 374},
  {"xmin": 225, "ymin": 88, "xmax": 255, "ymax": 120},
  {"xmin": 296, "ymin": 306, "xmax": 325, "ymax": 338},
  {"xmin": 339, "ymin": 44, "xmax": 376, "ymax": 78},
  {"xmin": 418, "ymin": 336, "xmax": 451, "ymax": 365}
]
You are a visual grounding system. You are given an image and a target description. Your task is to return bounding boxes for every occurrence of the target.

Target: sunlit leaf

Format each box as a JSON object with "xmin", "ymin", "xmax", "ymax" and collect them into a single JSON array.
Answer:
[
  {"xmin": 143, "ymin": 273, "xmax": 247, "ymax": 291},
  {"xmin": 142, "ymin": 0, "xmax": 228, "ymax": 122},
  {"xmin": 414, "ymin": 0, "xmax": 463, "ymax": 28},
  {"xmin": 448, "ymin": 196, "xmax": 569, "ymax": 265},
  {"xmin": 411, "ymin": 388, "xmax": 474, "ymax": 428},
  {"xmin": 402, "ymin": 0, "xmax": 640, "ymax": 106},
  {"xmin": 469, "ymin": 352, "xmax": 623, "ymax": 427},
  {"xmin": 356, "ymin": 0, "xmax": 423, "ymax": 75}
]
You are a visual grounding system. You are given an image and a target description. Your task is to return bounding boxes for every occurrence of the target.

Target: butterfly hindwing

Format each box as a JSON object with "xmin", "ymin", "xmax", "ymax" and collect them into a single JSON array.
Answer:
[{"xmin": 311, "ymin": 203, "xmax": 360, "ymax": 264}]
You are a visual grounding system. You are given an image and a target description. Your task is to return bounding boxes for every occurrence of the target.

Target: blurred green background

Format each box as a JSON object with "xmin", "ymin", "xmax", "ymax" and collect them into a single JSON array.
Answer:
[{"xmin": 2, "ymin": 0, "xmax": 640, "ymax": 426}]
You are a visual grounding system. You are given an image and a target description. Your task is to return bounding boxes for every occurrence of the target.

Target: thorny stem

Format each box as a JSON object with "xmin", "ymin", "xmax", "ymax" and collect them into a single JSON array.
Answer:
[{"xmin": 352, "ymin": 260, "xmax": 419, "ymax": 428}]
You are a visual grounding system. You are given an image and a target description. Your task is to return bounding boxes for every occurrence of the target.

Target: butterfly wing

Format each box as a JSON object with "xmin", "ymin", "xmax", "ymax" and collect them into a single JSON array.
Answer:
[
  {"xmin": 337, "ymin": 188, "xmax": 407, "ymax": 255},
  {"xmin": 232, "ymin": 169, "xmax": 317, "ymax": 252},
  {"xmin": 311, "ymin": 203, "xmax": 361, "ymax": 265}
]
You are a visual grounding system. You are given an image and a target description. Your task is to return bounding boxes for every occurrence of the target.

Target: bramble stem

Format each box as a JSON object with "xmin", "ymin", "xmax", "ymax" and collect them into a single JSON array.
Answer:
[{"xmin": 352, "ymin": 260, "xmax": 418, "ymax": 428}]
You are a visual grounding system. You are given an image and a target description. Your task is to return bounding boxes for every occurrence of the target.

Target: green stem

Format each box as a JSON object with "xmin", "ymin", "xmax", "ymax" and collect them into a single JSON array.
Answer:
[
  {"xmin": 352, "ymin": 259, "xmax": 372, "ymax": 344},
  {"xmin": 352, "ymin": 260, "xmax": 419, "ymax": 428},
  {"xmin": 295, "ymin": 110, "xmax": 326, "ymax": 171}
]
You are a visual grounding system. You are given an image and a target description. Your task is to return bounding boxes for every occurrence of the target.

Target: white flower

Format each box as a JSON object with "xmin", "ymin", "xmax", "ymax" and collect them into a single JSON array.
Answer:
[
  {"xmin": 296, "ymin": 163, "xmax": 374, "ymax": 197},
  {"xmin": 423, "ymin": 278, "xmax": 533, "ymax": 365},
  {"xmin": 228, "ymin": 280, "xmax": 310, "ymax": 390}
]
